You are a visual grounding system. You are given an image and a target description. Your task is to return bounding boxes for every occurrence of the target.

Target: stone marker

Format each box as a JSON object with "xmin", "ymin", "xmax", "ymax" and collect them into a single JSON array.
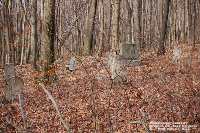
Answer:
[
  {"xmin": 180, "ymin": 56, "xmax": 191, "ymax": 73},
  {"xmin": 4, "ymin": 63, "xmax": 15, "ymax": 82},
  {"xmin": 111, "ymin": 55, "xmax": 127, "ymax": 84},
  {"xmin": 173, "ymin": 46, "xmax": 182, "ymax": 62},
  {"xmin": 65, "ymin": 57, "xmax": 76, "ymax": 70},
  {"xmin": 119, "ymin": 43, "xmax": 141, "ymax": 66},
  {"xmin": 107, "ymin": 52, "xmax": 117, "ymax": 71},
  {"xmin": 119, "ymin": 43, "xmax": 140, "ymax": 60},
  {"xmin": 90, "ymin": 61, "xmax": 97, "ymax": 68},
  {"xmin": 4, "ymin": 76, "xmax": 24, "ymax": 101}
]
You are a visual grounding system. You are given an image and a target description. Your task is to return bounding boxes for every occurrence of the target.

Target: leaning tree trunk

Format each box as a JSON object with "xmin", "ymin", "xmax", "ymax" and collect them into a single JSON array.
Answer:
[
  {"xmin": 82, "ymin": 0, "xmax": 97, "ymax": 56},
  {"xmin": 41, "ymin": 0, "xmax": 56, "ymax": 83},
  {"xmin": 30, "ymin": 0, "xmax": 37, "ymax": 70},
  {"xmin": 111, "ymin": 0, "xmax": 120, "ymax": 53},
  {"xmin": 157, "ymin": 0, "xmax": 170, "ymax": 55}
]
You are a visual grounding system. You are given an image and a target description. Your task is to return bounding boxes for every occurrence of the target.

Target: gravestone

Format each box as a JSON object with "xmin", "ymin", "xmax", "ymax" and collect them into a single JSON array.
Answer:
[
  {"xmin": 4, "ymin": 76, "xmax": 24, "ymax": 101},
  {"xmin": 173, "ymin": 46, "xmax": 182, "ymax": 62},
  {"xmin": 5, "ymin": 63, "xmax": 15, "ymax": 82},
  {"xmin": 107, "ymin": 52, "xmax": 117, "ymax": 71},
  {"xmin": 90, "ymin": 61, "xmax": 97, "ymax": 68},
  {"xmin": 119, "ymin": 43, "xmax": 140, "ymax": 60},
  {"xmin": 180, "ymin": 56, "xmax": 191, "ymax": 73},
  {"xmin": 111, "ymin": 55, "xmax": 127, "ymax": 84},
  {"xmin": 119, "ymin": 43, "xmax": 141, "ymax": 66},
  {"xmin": 65, "ymin": 57, "xmax": 76, "ymax": 70}
]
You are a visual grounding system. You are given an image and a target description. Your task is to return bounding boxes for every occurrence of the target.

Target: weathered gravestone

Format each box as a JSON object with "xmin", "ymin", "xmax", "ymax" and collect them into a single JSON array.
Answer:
[
  {"xmin": 90, "ymin": 61, "xmax": 97, "ymax": 68},
  {"xmin": 111, "ymin": 55, "xmax": 127, "ymax": 84},
  {"xmin": 4, "ymin": 76, "xmax": 24, "ymax": 101},
  {"xmin": 5, "ymin": 63, "xmax": 15, "ymax": 82},
  {"xmin": 179, "ymin": 56, "xmax": 191, "ymax": 73},
  {"xmin": 119, "ymin": 43, "xmax": 141, "ymax": 66},
  {"xmin": 173, "ymin": 46, "xmax": 182, "ymax": 62},
  {"xmin": 107, "ymin": 52, "xmax": 117, "ymax": 71},
  {"xmin": 65, "ymin": 57, "xmax": 76, "ymax": 70}
]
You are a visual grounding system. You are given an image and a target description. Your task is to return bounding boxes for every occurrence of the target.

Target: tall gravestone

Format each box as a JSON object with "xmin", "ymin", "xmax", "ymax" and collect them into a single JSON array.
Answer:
[
  {"xmin": 180, "ymin": 56, "xmax": 191, "ymax": 73},
  {"xmin": 119, "ymin": 43, "xmax": 141, "ymax": 66},
  {"xmin": 111, "ymin": 55, "xmax": 127, "ymax": 84},
  {"xmin": 107, "ymin": 52, "xmax": 117, "ymax": 71},
  {"xmin": 5, "ymin": 63, "xmax": 15, "ymax": 82},
  {"xmin": 4, "ymin": 76, "xmax": 24, "ymax": 101},
  {"xmin": 173, "ymin": 46, "xmax": 182, "ymax": 62},
  {"xmin": 65, "ymin": 57, "xmax": 76, "ymax": 70}
]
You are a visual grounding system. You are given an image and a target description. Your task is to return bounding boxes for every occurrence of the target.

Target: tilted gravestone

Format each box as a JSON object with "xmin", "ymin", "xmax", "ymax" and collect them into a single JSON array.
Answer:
[
  {"xmin": 173, "ymin": 46, "xmax": 182, "ymax": 62},
  {"xmin": 111, "ymin": 55, "xmax": 127, "ymax": 84},
  {"xmin": 65, "ymin": 57, "xmax": 76, "ymax": 70},
  {"xmin": 5, "ymin": 63, "xmax": 15, "ymax": 82},
  {"xmin": 119, "ymin": 43, "xmax": 141, "ymax": 66},
  {"xmin": 4, "ymin": 76, "xmax": 24, "ymax": 101}
]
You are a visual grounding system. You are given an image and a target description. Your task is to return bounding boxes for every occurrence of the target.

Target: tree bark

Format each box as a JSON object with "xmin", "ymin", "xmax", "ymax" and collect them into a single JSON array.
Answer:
[
  {"xmin": 191, "ymin": 0, "xmax": 196, "ymax": 49},
  {"xmin": 82, "ymin": 0, "xmax": 97, "ymax": 55},
  {"xmin": 134, "ymin": 0, "xmax": 141, "ymax": 44},
  {"xmin": 30, "ymin": 0, "xmax": 37, "ymax": 70},
  {"xmin": 41, "ymin": 0, "xmax": 56, "ymax": 83},
  {"xmin": 99, "ymin": 0, "xmax": 104, "ymax": 56},
  {"xmin": 125, "ymin": 0, "xmax": 132, "ymax": 43},
  {"xmin": 157, "ymin": 0, "xmax": 170, "ymax": 55},
  {"xmin": 111, "ymin": 0, "xmax": 120, "ymax": 53}
]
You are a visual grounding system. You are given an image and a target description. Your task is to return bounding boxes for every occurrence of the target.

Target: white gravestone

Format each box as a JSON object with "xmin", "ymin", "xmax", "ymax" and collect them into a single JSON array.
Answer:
[
  {"xmin": 65, "ymin": 57, "xmax": 76, "ymax": 70},
  {"xmin": 173, "ymin": 46, "xmax": 182, "ymax": 62},
  {"xmin": 107, "ymin": 52, "xmax": 117, "ymax": 71},
  {"xmin": 111, "ymin": 55, "xmax": 127, "ymax": 84}
]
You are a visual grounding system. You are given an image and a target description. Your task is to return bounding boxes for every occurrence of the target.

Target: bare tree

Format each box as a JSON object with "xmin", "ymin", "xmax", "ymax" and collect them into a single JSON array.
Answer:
[
  {"xmin": 82, "ymin": 0, "xmax": 97, "ymax": 55},
  {"xmin": 157, "ymin": 0, "xmax": 170, "ymax": 55},
  {"xmin": 111, "ymin": 0, "xmax": 120, "ymax": 53},
  {"xmin": 99, "ymin": 0, "xmax": 104, "ymax": 56},
  {"xmin": 30, "ymin": 0, "xmax": 37, "ymax": 70},
  {"xmin": 41, "ymin": 0, "xmax": 56, "ymax": 83}
]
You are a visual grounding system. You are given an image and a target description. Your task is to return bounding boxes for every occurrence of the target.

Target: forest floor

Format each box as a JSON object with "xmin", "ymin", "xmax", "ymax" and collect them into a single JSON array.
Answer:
[{"xmin": 0, "ymin": 43, "xmax": 200, "ymax": 133}]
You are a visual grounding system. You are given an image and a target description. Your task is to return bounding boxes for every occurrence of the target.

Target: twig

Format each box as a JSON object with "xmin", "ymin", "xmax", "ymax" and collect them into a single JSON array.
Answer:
[
  {"xmin": 39, "ymin": 83, "xmax": 71, "ymax": 133},
  {"xmin": 19, "ymin": 94, "xmax": 29, "ymax": 133},
  {"xmin": 89, "ymin": 80, "xmax": 97, "ymax": 131},
  {"xmin": 6, "ymin": 110, "xmax": 23, "ymax": 133}
]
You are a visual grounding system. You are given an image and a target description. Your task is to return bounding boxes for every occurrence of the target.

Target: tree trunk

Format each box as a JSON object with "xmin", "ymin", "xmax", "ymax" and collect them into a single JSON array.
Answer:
[
  {"xmin": 126, "ymin": 0, "xmax": 132, "ymax": 43},
  {"xmin": 111, "ymin": 0, "xmax": 120, "ymax": 53},
  {"xmin": 157, "ymin": 0, "xmax": 170, "ymax": 55},
  {"xmin": 41, "ymin": 0, "xmax": 56, "ymax": 83},
  {"xmin": 99, "ymin": 0, "xmax": 104, "ymax": 56},
  {"xmin": 82, "ymin": 0, "xmax": 97, "ymax": 55},
  {"xmin": 30, "ymin": 0, "xmax": 37, "ymax": 70},
  {"xmin": 134, "ymin": 0, "xmax": 141, "ymax": 44},
  {"xmin": 191, "ymin": 0, "xmax": 196, "ymax": 49}
]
